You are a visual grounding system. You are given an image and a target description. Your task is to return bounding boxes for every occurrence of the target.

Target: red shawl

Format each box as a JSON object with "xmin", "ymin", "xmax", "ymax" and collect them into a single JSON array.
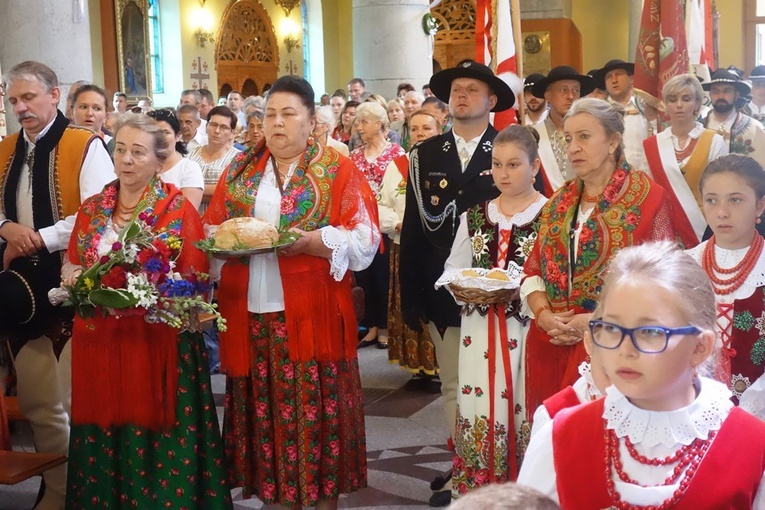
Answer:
[
  {"xmin": 204, "ymin": 140, "xmax": 379, "ymax": 376},
  {"xmin": 522, "ymin": 161, "xmax": 674, "ymax": 414},
  {"xmin": 68, "ymin": 178, "xmax": 207, "ymax": 430}
]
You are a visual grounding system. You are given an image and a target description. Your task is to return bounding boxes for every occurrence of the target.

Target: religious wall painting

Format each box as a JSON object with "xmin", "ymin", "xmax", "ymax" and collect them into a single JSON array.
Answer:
[{"xmin": 115, "ymin": 0, "xmax": 151, "ymax": 99}]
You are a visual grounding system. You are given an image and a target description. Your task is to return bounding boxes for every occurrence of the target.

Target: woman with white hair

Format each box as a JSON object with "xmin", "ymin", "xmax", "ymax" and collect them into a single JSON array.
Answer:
[
  {"xmin": 643, "ymin": 74, "xmax": 728, "ymax": 248},
  {"xmin": 313, "ymin": 105, "xmax": 349, "ymax": 156},
  {"xmin": 350, "ymin": 102, "xmax": 406, "ymax": 349}
]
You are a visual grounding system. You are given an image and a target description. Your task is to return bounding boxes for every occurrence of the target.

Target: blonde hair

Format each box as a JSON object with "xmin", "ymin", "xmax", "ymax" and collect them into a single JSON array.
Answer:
[
  {"xmin": 663, "ymin": 74, "xmax": 705, "ymax": 109},
  {"xmin": 449, "ymin": 482, "xmax": 559, "ymax": 510},
  {"xmin": 355, "ymin": 101, "xmax": 389, "ymax": 131},
  {"xmin": 594, "ymin": 241, "xmax": 718, "ymax": 376}
]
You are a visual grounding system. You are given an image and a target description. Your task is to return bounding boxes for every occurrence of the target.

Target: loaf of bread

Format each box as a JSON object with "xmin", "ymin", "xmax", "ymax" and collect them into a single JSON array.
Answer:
[
  {"xmin": 214, "ymin": 217, "xmax": 279, "ymax": 250},
  {"xmin": 485, "ymin": 269, "xmax": 510, "ymax": 281},
  {"xmin": 461, "ymin": 269, "xmax": 480, "ymax": 277}
]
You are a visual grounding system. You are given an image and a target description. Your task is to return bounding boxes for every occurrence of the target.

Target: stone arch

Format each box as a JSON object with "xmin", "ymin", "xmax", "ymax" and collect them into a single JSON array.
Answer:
[
  {"xmin": 431, "ymin": 0, "xmax": 476, "ymax": 71},
  {"xmin": 215, "ymin": 0, "xmax": 279, "ymax": 97}
]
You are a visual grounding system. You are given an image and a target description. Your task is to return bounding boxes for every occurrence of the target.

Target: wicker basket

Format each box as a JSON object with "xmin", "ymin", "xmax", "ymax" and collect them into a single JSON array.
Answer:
[{"xmin": 449, "ymin": 283, "xmax": 518, "ymax": 306}]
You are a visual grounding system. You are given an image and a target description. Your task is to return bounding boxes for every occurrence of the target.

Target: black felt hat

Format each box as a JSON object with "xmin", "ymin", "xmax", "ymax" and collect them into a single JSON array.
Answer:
[
  {"xmin": 524, "ymin": 73, "xmax": 546, "ymax": 90},
  {"xmin": 0, "ymin": 258, "xmax": 48, "ymax": 339},
  {"xmin": 586, "ymin": 69, "xmax": 606, "ymax": 92},
  {"xmin": 701, "ymin": 68, "xmax": 752, "ymax": 96},
  {"xmin": 749, "ymin": 65, "xmax": 765, "ymax": 81},
  {"xmin": 530, "ymin": 66, "xmax": 596, "ymax": 99},
  {"xmin": 429, "ymin": 59, "xmax": 515, "ymax": 112},
  {"xmin": 598, "ymin": 59, "xmax": 635, "ymax": 78}
]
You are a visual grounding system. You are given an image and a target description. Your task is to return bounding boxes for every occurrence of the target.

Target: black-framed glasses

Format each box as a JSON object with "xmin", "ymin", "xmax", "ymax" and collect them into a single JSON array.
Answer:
[{"xmin": 588, "ymin": 319, "xmax": 701, "ymax": 354}]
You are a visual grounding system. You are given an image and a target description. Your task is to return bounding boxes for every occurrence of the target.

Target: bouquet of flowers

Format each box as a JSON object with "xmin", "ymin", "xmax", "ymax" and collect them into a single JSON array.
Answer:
[{"xmin": 52, "ymin": 213, "xmax": 226, "ymax": 331}]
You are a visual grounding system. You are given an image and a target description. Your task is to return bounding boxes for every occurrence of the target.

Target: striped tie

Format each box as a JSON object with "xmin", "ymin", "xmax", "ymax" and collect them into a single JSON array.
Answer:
[{"xmin": 497, "ymin": 229, "xmax": 512, "ymax": 268}]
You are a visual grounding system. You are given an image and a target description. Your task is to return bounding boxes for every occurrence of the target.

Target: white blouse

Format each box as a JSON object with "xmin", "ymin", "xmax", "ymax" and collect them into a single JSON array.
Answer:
[
  {"xmin": 518, "ymin": 377, "xmax": 765, "ymax": 508},
  {"xmin": 376, "ymin": 157, "xmax": 408, "ymax": 245},
  {"xmin": 445, "ymin": 195, "xmax": 548, "ymax": 271},
  {"xmin": 160, "ymin": 158, "xmax": 204, "ymax": 191},
  {"xmin": 687, "ymin": 241, "xmax": 765, "ymax": 415},
  {"xmin": 665, "ymin": 122, "xmax": 728, "ymax": 166},
  {"xmin": 210, "ymin": 157, "xmax": 380, "ymax": 314}
]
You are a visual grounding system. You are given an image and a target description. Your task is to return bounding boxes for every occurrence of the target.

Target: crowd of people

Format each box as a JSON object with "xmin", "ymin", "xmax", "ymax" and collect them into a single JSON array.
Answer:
[{"xmin": 5, "ymin": 53, "xmax": 765, "ymax": 510}]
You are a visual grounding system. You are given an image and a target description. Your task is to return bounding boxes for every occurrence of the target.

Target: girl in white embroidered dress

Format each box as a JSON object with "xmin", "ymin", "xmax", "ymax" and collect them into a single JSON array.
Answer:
[
  {"xmin": 518, "ymin": 241, "xmax": 765, "ymax": 509},
  {"xmin": 687, "ymin": 154, "xmax": 765, "ymax": 408},
  {"xmin": 445, "ymin": 125, "xmax": 547, "ymax": 494}
]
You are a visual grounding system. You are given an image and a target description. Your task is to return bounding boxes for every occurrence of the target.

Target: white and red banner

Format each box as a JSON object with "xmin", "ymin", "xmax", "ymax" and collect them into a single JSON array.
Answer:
[{"xmin": 475, "ymin": 0, "xmax": 522, "ymax": 130}]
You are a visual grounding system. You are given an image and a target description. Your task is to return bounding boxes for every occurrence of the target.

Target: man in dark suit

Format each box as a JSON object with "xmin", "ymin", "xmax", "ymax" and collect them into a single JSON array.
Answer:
[{"xmin": 399, "ymin": 59, "xmax": 514, "ymax": 507}]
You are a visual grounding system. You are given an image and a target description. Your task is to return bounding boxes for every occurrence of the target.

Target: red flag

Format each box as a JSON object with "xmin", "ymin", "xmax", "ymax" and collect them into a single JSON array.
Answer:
[
  {"xmin": 475, "ymin": 0, "xmax": 520, "ymax": 129},
  {"xmin": 634, "ymin": 0, "xmax": 690, "ymax": 108}
]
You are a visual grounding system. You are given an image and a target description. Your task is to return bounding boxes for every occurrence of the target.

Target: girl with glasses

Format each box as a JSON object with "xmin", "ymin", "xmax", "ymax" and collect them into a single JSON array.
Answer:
[
  {"xmin": 686, "ymin": 155, "xmax": 765, "ymax": 412},
  {"xmin": 519, "ymin": 241, "xmax": 765, "ymax": 508}
]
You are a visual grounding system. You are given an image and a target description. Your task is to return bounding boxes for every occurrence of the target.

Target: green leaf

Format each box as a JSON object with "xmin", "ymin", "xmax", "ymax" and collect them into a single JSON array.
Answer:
[
  {"xmin": 195, "ymin": 238, "xmax": 217, "ymax": 252},
  {"xmin": 88, "ymin": 288, "xmax": 140, "ymax": 309},
  {"xmin": 118, "ymin": 220, "xmax": 141, "ymax": 242}
]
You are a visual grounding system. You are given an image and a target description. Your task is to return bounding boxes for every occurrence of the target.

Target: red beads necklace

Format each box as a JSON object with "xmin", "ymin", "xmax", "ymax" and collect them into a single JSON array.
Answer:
[
  {"xmin": 604, "ymin": 421, "xmax": 717, "ymax": 509},
  {"xmin": 701, "ymin": 234, "xmax": 764, "ymax": 295}
]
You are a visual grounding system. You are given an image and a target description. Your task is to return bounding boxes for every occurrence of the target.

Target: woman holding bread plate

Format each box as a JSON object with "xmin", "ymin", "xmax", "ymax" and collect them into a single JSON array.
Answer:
[{"xmin": 203, "ymin": 76, "xmax": 380, "ymax": 510}]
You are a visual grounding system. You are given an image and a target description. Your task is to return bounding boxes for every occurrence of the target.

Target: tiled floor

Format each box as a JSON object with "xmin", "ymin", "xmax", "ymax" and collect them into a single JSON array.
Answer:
[{"xmin": 2, "ymin": 347, "xmax": 451, "ymax": 509}]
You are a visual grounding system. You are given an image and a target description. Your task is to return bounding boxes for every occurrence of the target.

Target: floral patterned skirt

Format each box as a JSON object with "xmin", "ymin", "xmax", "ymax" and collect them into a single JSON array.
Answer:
[
  {"xmin": 386, "ymin": 243, "xmax": 438, "ymax": 374},
  {"xmin": 65, "ymin": 332, "xmax": 232, "ymax": 509},
  {"xmin": 453, "ymin": 309, "xmax": 529, "ymax": 497},
  {"xmin": 223, "ymin": 312, "xmax": 367, "ymax": 508}
]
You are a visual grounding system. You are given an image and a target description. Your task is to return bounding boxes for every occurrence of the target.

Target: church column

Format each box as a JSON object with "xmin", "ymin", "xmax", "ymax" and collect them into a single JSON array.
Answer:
[
  {"xmin": 628, "ymin": 0, "xmax": 644, "ymax": 62},
  {"xmin": 0, "ymin": 0, "xmax": 94, "ymax": 131},
  {"xmin": 352, "ymin": 0, "xmax": 432, "ymax": 99}
]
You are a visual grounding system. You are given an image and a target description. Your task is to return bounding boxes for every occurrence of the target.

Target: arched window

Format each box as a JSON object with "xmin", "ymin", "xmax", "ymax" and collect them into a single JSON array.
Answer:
[{"xmin": 148, "ymin": 0, "xmax": 163, "ymax": 93}]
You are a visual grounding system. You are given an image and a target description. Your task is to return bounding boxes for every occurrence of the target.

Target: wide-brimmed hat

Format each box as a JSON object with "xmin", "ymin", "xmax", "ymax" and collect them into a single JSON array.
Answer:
[
  {"xmin": 586, "ymin": 69, "xmax": 606, "ymax": 92},
  {"xmin": 0, "ymin": 257, "xmax": 51, "ymax": 340},
  {"xmin": 530, "ymin": 66, "xmax": 595, "ymax": 98},
  {"xmin": 597, "ymin": 59, "xmax": 635, "ymax": 79},
  {"xmin": 429, "ymin": 59, "xmax": 515, "ymax": 112},
  {"xmin": 750, "ymin": 65, "xmax": 765, "ymax": 82},
  {"xmin": 701, "ymin": 68, "xmax": 752, "ymax": 96},
  {"xmin": 523, "ymin": 73, "xmax": 546, "ymax": 90}
]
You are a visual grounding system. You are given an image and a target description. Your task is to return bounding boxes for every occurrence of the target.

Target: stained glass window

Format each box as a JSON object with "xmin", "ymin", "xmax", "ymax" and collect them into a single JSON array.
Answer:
[{"xmin": 148, "ymin": 0, "xmax": 163, "ymax": 94}]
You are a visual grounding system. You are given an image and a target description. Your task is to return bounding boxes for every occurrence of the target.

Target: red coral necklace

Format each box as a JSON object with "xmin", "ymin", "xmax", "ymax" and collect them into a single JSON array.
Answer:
[{"xmin": 701, "ymin": 234, "xmax": 764, "ymax": 295}]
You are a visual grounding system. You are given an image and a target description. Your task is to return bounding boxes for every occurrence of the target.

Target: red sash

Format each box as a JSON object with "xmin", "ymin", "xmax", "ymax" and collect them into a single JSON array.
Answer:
[
  {"xmin": 553, "ymin": 400, "xmax": 765, "ymax": 509},
  {"xmin": 643, "ymin": 136, "xmax": 700, "ymax": 248}
]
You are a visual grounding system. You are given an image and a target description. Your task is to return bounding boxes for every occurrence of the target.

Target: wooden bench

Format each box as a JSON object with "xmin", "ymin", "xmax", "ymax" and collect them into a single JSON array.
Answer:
[
  {"xmin": 0, "ymin": 450, "xmax": 67, "ymax": 484},
  {"xmin": 0, "ymin": 392, "xmax": 66, "ymax": 485}
]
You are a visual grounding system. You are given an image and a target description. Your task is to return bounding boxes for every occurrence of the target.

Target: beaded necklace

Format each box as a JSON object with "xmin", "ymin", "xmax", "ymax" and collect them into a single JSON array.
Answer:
[
  {"xmin": 604, "ymin": 419, "xmax": 717, "ymax": 509},
  {"xmin": 702, "ymin": 234, "xmax": 764, "ymax": 295}
]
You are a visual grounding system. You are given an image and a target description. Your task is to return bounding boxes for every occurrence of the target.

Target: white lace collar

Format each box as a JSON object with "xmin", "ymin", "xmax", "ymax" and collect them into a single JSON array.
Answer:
[
  {"xmin": 486, "ymin": 194, "xmax": 547, "ymax": 230},
  {"xmin": 603, "ymin": 377, "xmax": 732, "ymax": 447},
  {"xmin": 686, "ymin": 241, "xmax": 765, "ymax": 289}
]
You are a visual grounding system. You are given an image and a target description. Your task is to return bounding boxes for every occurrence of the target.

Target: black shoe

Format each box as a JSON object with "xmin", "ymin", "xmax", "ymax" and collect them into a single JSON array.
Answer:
[
  {"xmin": 430, "ymin": 469, "xmax": 452, "ymax": 491},
  {"xmin": 425, "ymin": 377, "xmax": 442, "ymax": 394},
  {"xmin": 403, "ymin": 374, "xmax": 427, "ymax": 391},
  {"xmin": 357, "ymin": 328, "xmax": 369, "ymax": 341},
  {"xmin": 357, "ymin": 336, "xmax": 378, "ymax": 348},
  {"xmin": 376, "ymin": 341, "xmax": 388, "ymax": 349},
  {"xmin": 429, "ymin": 490, "xmax": 451, "ymax": 507}
]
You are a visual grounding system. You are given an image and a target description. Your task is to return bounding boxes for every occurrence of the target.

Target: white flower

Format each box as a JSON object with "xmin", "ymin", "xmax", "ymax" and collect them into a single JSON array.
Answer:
[
  {"xmin": 471, "ymin": 229, "xmax": 491, "ymax": 261},
  {"xmin": 124, "ymin": 243, "xmax": 139, "ymax": 264},
  {"xmin": 731, "ymin": 373, "xmax": 752, "ymax": 399},
  {"xmin": 126, "ymin": 273, "xmax": 158, "ymax": 308},
  {"xmin": 514, "ymin": 232, "xmax": 538, "ymax": 261},
  {"xmin": 756, "ymin": 313, "xmax": 765, "ymax": 336}
]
